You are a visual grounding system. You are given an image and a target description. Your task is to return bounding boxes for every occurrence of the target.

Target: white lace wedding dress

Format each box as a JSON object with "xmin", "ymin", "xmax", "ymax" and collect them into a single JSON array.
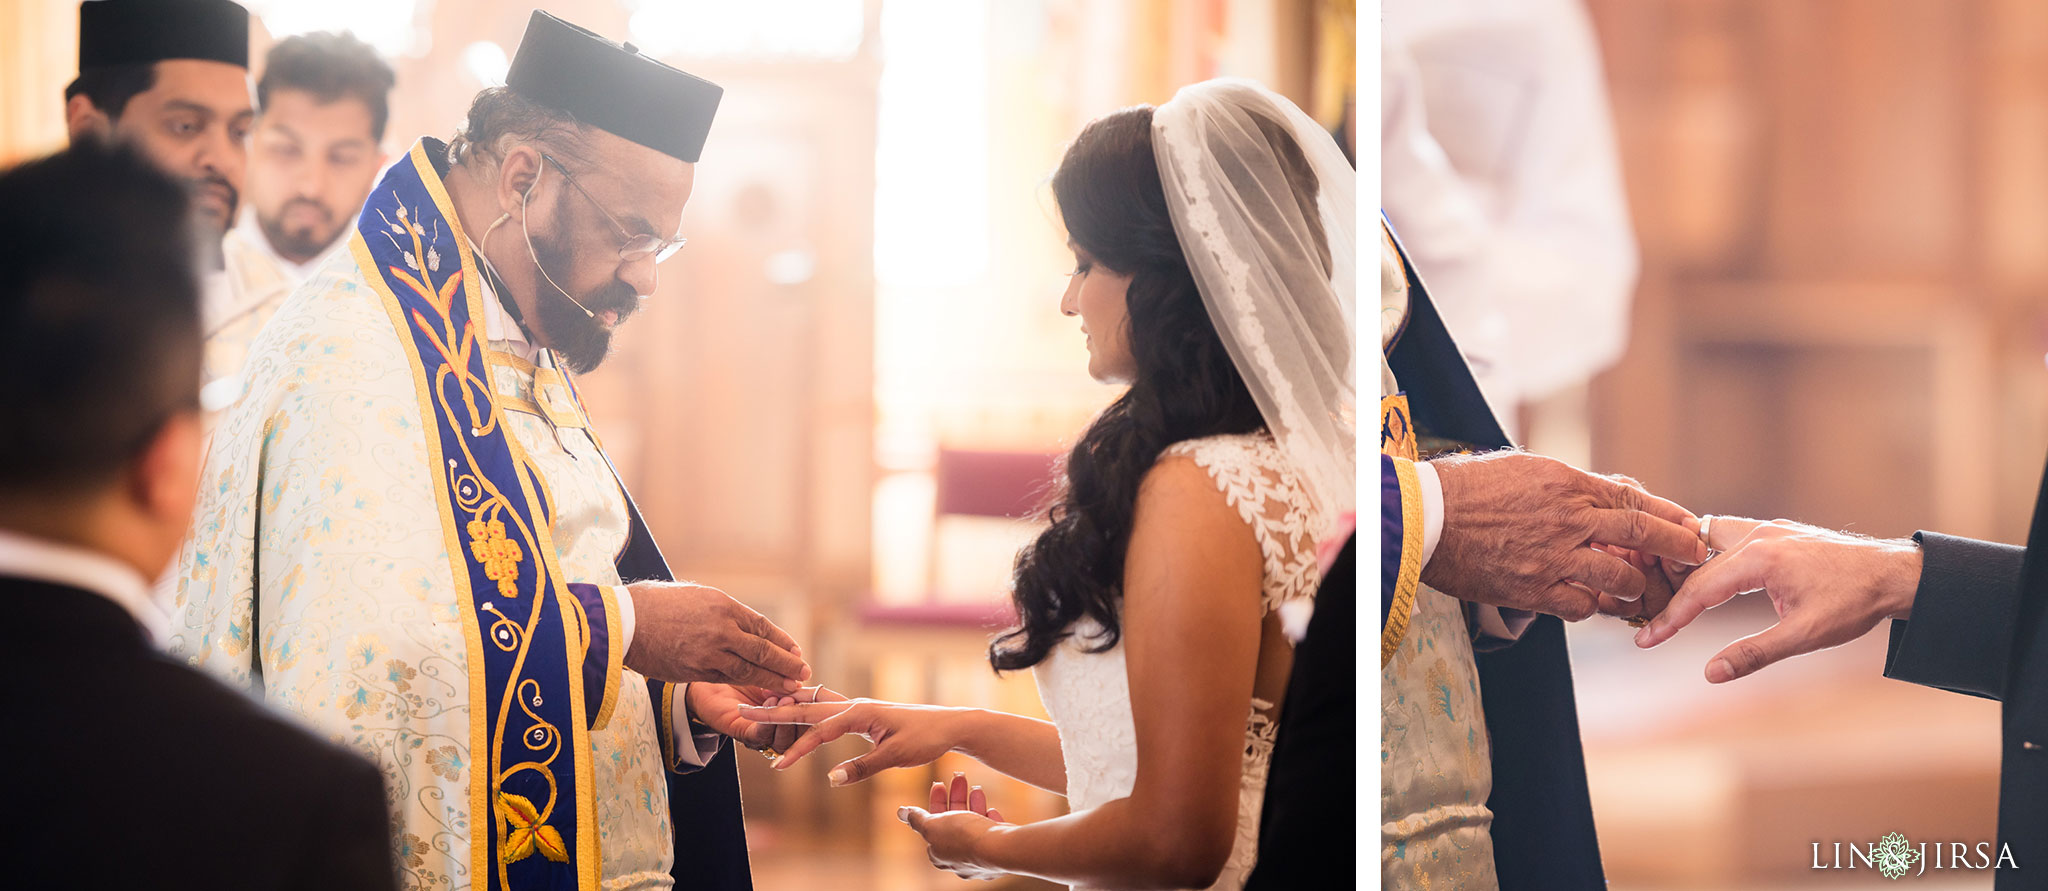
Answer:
[{"xmin": 1033, "ymin": 432, "xmax": 1330, "ymax": 891}]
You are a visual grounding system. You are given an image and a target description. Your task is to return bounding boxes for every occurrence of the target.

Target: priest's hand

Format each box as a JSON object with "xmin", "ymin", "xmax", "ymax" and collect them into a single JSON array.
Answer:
[
  {"xmin": 1633, "ymin": 516, "xmax": 1922, "ymax": 682},
  {"xmin": 625, "ymin": 581, "xmax": 811, "ymax": 693},
  {"xmin": 1422, "ymin": 451, "xmax": 1708, "ymax": 620},
  {"xmin": 1589, "ymin": 542, "xmax": 1680, "ymax": 622},
  {"xmin": 685, "ymin": 684, "xmax": 842, "ymax": 751}
]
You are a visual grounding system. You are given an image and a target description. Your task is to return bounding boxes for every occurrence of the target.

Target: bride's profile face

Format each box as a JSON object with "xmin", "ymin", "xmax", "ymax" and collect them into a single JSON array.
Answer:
[{"xmin": 1060, "ymin": 242, "xmax": 1136, "ymax": 384}]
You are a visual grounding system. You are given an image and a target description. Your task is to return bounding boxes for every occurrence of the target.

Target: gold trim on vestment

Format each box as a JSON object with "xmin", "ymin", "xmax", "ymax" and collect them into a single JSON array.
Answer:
[{"xmin": 1383, "ymin": 456, "xmax": 1423, "ymax": 667}]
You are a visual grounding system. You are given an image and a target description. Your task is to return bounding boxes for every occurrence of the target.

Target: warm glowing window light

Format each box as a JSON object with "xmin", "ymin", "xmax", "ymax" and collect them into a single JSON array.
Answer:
[
  {"xmin": 625, "ymin": 0, "xmax": 866, "ymax": 61},
  {"xmin": 241, "ymin": 0, "xmax": 425, "ymax": 58}
]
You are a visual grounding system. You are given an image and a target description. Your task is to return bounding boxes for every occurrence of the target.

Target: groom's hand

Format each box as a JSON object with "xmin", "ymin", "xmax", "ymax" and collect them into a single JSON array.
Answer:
[
  {"xmin": 1421, "ymin": 451, "xmax": 1708, "ymax": 620},
  {"xmin": 624, "ymin": 581, "xmax": 810, "ymax": 693},
  {"xmin": 1635, "ymin": 517, "xmax": 1921, "ymax": 682}
]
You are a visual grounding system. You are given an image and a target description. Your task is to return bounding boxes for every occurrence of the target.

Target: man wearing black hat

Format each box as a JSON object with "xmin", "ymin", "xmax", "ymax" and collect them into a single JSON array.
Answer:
[
  {"xmin": 172, "ymin": 12, "xmax": 793, "ymax": 890},
  {"xmin": 64, "ymin": 0, "xmax": 280, "ymax": 417}
]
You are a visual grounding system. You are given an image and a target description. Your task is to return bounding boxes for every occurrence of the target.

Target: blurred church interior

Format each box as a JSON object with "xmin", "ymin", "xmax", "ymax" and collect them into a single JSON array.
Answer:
[{"xmin": 1571, "ymin": 1, "xmax": 2046, "ymax": 888}]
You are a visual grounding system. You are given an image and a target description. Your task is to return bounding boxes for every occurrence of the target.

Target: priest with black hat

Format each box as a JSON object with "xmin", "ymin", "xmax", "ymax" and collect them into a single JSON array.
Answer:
[
  {"xmin": 170, "ymin": 12, "xmax": 812, "ymax": 889},
  {"xmin": 63, "ymin": 0, "xmax": 297, "ymax": 419}
]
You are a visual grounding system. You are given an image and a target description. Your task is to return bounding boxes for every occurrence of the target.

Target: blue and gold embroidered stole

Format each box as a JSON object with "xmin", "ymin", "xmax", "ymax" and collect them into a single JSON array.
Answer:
[{"xmin": 350, "ymin": 141, "xmax": 601, "ymax": 891}]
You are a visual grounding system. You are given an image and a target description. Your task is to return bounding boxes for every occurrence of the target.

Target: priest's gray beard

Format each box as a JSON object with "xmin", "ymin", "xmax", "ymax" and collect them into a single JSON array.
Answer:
[{"xmin": 530, "ymin": 230, "xmax": 641, "ymax": 374}]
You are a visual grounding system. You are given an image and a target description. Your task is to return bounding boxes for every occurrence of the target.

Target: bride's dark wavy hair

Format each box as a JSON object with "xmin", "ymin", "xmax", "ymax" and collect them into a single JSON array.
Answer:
[{"xmin": 989, "ymin": 104, "xmax": 1324, "ymax": 672}]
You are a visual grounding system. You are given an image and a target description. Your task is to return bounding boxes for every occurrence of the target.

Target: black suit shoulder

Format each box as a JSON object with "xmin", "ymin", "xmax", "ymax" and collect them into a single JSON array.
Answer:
[{"xmin": 3, "ymin": 580, "xmax": 396, "ymax": 891}]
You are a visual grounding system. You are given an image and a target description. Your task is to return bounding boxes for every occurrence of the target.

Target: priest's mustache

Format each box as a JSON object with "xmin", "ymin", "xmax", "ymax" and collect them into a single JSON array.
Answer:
[
  {"xmin": 186, "ymin": 172, "xmax": 238, "ymax": 214},
  {"xmin": 528, "ymin": 218, "xmax": 641, "ymax": 323},
  {"xmin": 574, "ymin": 281, "xmax": 640, "ymax": 320}
]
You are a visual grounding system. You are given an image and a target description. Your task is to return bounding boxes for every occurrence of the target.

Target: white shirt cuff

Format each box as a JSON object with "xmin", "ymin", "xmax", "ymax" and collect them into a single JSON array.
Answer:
[
  {"xmin": 669, "ymin": 684, "xmax": 725, "ymax": 769},
  {"xmin": 611, "ymin": 584, "xmax": 635, "ymax": 657},
  {"xmin": 1416, "ymin": 459, "xmax": 1445, "ymax": 569}
]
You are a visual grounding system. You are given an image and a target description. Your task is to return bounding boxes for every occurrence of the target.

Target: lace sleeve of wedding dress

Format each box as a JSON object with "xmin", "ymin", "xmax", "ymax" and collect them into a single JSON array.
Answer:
[{"xmin": 1162, "ymin": 434, "xmax": 1327, "ymax": 614}]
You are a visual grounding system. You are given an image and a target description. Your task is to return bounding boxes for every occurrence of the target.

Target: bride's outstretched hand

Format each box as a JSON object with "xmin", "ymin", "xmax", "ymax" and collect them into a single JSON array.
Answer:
[
  {"xmin": 690, "ymin": 684, "xmax": 844, "ymax": 753},
  {"xmin": 898, "ymin": 772, "xmax": 1010, "ymax": 881},
  {"xmin": 737, "ymin": 698, "xmax": 968, "ymax": 784}
]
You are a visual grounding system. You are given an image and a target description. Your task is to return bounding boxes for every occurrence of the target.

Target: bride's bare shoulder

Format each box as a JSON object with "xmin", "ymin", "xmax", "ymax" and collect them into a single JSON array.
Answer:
[{"xmin": 1130, "ymin": 450, "xmax": 1261, "ymax": 559}]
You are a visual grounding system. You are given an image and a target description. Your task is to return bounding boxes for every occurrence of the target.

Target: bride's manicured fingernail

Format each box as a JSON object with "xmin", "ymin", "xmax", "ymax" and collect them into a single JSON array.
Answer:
[
  {"xmin": 772, "ymin": 755, "xmax": 788, "ymax": 769},
  {"xmin": 829, "ymin": 768, "xmax": 849, "ymax": 786},
  {"xmin": 897, "ymin": 807, "xmax": 910, "ymax": 823}
]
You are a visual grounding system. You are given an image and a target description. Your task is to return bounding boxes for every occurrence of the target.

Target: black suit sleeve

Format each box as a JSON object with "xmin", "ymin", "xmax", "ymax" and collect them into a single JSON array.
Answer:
[
  {"xmin": 1883, "ymin": 531, "xmax": 2027, "ymax": 700},
  {"xmin": 288, "ymin": 752, "xmax": 399, "ymax": 891}
]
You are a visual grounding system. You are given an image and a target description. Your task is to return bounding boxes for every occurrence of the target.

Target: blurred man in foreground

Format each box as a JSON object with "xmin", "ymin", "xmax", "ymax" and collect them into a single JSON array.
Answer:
[{"xmin": 0, "ymin": 141, "xmax": 396, "ymax": 891}]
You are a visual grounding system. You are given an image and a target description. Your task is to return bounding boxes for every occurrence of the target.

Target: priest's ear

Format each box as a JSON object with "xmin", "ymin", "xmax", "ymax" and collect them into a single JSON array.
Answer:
[
  {"xmin": 64, "ymin": 93, "xmax": 115, "ymax": 144},
  {"xmin": 64, "ymin": 64, "xmax": 158, "ymax": 144},
  {"xmin": 494, "ymin": 143, "xmax": 545, "ymax": 223}
]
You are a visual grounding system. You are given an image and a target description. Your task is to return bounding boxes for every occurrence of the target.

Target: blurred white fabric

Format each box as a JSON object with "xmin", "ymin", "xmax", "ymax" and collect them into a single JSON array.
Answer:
[{"xmin": 1381, "ymin": 0, "xmax": 1639, "ymax": 430}]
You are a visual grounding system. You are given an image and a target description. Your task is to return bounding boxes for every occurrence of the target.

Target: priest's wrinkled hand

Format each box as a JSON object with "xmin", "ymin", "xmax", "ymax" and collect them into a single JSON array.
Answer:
[
  {"xmin": 624, "ymin": 581, "xmax": 811, "ymax": 692},
  {"xmin": 1587, "ymin": 543, "xmax": 1679, "ymax": 622},
  {"xmin": 1421, "ymin": 451, "xmax": 1708, "ymax": 621},
  {"xmin": 1633, "ymin": 516, "xmax": 1921, "ymax": 682}
]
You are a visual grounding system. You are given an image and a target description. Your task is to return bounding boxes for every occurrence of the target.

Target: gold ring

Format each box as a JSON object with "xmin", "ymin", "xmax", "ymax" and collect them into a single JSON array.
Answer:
[{"xmin": 759, "ymin": 746, "xmax": 780, "ymax": 760}]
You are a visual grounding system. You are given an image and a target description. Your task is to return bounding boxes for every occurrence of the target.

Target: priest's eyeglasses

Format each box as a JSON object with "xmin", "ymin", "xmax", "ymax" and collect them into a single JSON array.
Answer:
[{"xmin": 540, "ymin": 153, "xmax": 688, "ymax": 264}]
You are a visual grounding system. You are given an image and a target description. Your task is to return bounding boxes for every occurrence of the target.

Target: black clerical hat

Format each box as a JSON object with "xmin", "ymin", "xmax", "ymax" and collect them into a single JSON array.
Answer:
[
  {"xmin": 505, "ymin": 11, "xmax": 722, "ymax": 163},
  {"xmin": 78, "ymin": 0, "xmax": 249, "ymax": 70}
]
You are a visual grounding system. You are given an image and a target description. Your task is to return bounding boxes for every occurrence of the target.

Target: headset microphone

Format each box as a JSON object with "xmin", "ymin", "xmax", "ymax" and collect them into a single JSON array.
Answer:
[{"xmin": 514, "ymin": 171, "xmax": 596, "ymax": 319}]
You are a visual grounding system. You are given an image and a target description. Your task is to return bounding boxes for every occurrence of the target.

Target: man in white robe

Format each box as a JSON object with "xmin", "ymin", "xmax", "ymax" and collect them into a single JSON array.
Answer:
[
  {"xmin": 1381, "ymin": 0, "xmax": 1640, "ymax": 437},
  {"xmin": 172, "ymin": 12, "xmax": 807, "ymax": 890},
  {"xmin": 212, "ymin": 31, "xmax": 398, "ymax": 408}
]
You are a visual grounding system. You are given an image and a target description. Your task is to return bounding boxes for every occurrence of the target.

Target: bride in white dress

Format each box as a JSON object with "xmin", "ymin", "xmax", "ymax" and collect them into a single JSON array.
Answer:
[{"xmin": 741, "ymin": 78, "xmax": 1354, "ymax": 890}]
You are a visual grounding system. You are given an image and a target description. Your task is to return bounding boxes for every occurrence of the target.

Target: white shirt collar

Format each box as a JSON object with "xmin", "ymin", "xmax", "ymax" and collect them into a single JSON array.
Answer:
[
  {"xmin": 0, "ymin": 528, "xmax": 166, "ymax": 645},
  {"xmin": 466, "ymin": 234, "xmax": 542, "ymax": 362}
]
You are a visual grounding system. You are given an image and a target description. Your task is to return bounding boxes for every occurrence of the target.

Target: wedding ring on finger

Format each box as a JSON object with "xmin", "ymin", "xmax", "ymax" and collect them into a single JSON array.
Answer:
[
  {"xmin": 758, "ymin": 746, "xmax": 780, "ymax": 761},
  {"xmin": 1698, "ymin": 514, "xmax": 1721, "ymax": 560}
]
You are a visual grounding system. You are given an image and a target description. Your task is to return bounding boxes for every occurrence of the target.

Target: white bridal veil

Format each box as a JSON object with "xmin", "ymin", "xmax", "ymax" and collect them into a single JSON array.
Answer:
[{"xmin": 1153, "ymin": 78, "xmax": 1358, "ymax": 532}]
